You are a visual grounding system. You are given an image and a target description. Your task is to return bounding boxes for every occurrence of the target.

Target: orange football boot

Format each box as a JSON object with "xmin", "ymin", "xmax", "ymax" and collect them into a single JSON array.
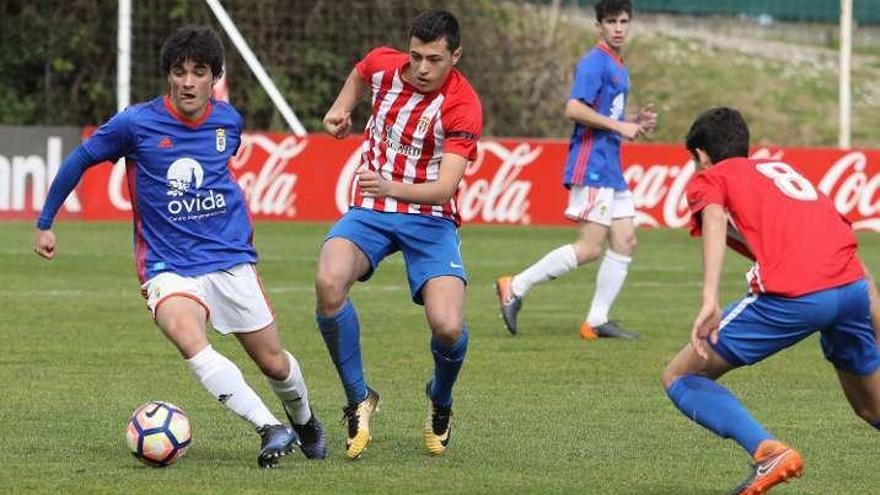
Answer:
[{"xmin": 730, "ymin": 440, "xmax": 804, "ymax": 495}]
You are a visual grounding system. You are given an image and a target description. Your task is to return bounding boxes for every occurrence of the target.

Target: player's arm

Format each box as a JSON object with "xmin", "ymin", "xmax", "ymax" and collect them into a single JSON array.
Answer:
[
  {"xmin": 33, "ymin": 145, "xmax": 99, "ymax": 260},
  {"xmin": 564, "ymin": 99, "xmax": 641, "ymax": 140},
  {"xmin": 357, "ymin": 153, "xmax": 467, "ymax": 205},
  {"xmin": 323, "ymin": 68, "xmax": 370, "ymax": 139},
  {"xmin": 692, "ymin": 203, "xmax": 727, "ymax": 359}
]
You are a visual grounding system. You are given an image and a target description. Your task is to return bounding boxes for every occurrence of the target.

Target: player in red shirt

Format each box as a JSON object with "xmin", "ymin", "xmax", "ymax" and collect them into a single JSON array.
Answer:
[
  {"xmin": 315, "ymin": 10, "xmax": 482, "ymax": 459},
  {"xmin": 661, "ymin": 107, "xmax": 880, "ymax": 494}
]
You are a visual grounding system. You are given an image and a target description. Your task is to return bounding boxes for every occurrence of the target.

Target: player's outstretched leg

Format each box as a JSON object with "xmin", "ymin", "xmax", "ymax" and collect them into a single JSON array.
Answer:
[
  {"xmin": 341, "ymin": 387, "xmax": 380, "ymax": 459},
  {"xmin": 663, "ymin": 343, "xmax": 802, "ymax": 494},
  {"xmin": 184, "ymin": 345, "xmax": 296, "ymax": 467},
  {"xmin": 495, "ymin": 275, "xmax": 522, "ymax": 335}
]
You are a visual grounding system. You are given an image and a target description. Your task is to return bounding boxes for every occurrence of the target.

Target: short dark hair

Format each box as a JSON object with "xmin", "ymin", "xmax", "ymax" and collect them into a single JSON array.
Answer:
[
  {"xmin": 410, "ymin": 10, "xmax": 461, "ymax": 52},
  {"xmin": 160, "ymin": 25, "xmax": 224, "ymax": 78},
  {"xmin": 594, "ymin": 0, "xmax": 633, "ymax": 22},
  {"xmin": 685, "ymin": 107, "xmax": 751, "ymax": 164}
]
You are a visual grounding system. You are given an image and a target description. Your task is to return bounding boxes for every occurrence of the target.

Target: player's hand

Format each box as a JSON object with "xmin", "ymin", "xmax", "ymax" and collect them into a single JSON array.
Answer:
[
  {"xmin": 617, "ymin": 121, "xmax": 642, "ymax": 141},
  {"xmin": 690, "ymin": 301, "xmax": 721, "ymax": 360},
  {"xmin": 323, "ymin": 109, "xmax": 352, "ymax": 139},
  {"xmin": 356, "ymin": 168, "xmax": 391, "ymax": 198},
  {"xmin": 635, "ymin": 103, "xmax": 657, "ymax": 134},
  {"xmin": 33, "ymin": 228, "xmax": 57, "ymax": 260}
]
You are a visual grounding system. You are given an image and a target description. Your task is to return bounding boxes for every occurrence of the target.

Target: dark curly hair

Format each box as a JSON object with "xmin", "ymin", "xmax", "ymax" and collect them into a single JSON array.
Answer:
[
  {"xmin": 594, "ymin": 0, "xmax": 632, "ymax": 22},
  {"xmin": 685, "ymin": 107, "xmax": 751, "ymax": 164},
  {"xmin": 160, "ymin": 25, "xmax": 224, "ymax": 78},
  {"xmin": 410, "ymin": 10, "xmax": 461, "ymax": 52}
]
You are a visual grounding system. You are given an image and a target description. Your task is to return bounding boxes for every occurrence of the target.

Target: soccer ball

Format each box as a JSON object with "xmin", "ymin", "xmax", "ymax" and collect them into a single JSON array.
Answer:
[{"xmin": 125, "ymin": 401, "xmax": 192, "ymax": 467}]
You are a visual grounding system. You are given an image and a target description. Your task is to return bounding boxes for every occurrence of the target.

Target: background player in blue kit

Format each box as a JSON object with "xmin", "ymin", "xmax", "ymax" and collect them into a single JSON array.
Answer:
[
  {"xmin": 32, "ymin": 25, "xmax": 325, "ymax": 468},
  {"xmin": 496, "ymin": 0, "xmax": 656, "ymax": 339}
]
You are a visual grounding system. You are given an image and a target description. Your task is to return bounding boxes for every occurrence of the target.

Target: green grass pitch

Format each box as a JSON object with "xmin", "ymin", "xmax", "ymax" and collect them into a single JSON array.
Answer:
[{"xmin": 1, "ymin": 221, "xmax": 877, "ymax": 494}]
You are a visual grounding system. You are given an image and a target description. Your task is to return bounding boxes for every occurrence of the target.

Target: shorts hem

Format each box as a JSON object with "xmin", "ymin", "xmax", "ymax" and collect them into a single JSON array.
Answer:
[
  {"xmin": 411, "ymin": 273, "xmax": 468, "ymax": 306},
  {"xmin": 152, "ymin": 292, "xmax": 211, "ymax": 321},
  {"xmin": 323, "ymin": 234, "xmax": 377, "ymax": 282}
]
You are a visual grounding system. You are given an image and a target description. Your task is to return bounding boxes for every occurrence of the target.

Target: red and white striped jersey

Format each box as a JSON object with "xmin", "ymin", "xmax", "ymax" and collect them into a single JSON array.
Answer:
[{"xmin": 352, "ymin": 47, "xmax": 483, "ymax": 226}]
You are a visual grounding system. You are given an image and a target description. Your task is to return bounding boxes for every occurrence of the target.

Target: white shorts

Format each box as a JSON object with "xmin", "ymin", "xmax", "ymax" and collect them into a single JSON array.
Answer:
[
  {"xmin": 141, "ymin": 263, "xmax": 274, "ymax": 335},
  {"xmin": 564, "ymin": 186, "xmax": 635, "ymax": 226}
]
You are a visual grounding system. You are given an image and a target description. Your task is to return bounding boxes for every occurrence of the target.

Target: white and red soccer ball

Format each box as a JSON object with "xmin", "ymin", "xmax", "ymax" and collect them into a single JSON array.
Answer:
[{"xmin": 125, "ymin": 401, "xmax": 191, "ymax": 467}]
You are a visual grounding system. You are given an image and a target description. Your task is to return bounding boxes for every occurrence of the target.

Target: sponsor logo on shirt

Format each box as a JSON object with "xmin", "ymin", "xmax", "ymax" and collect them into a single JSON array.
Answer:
[
  {"xmin": 383, "ymin": 133, "xmax": 420, "ymax": 158},
  {"xmin": 416, "ymin": 116, "xmax": 432, "ymax": 134},
  {"xmin": 609, "ymin": 93, "xmax": 625, "ymax": 121},
  {"xmin": 165, "ymin": 158, "xmax": 227, "ymax": 221}
]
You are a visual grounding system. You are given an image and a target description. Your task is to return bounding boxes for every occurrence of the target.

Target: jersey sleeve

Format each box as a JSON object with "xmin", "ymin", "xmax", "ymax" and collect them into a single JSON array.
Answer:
[
  {"xmin": 442, "ymin": 93, "xmax": 483, "ymax": 161},
  {"xmin": 686, "ymin": 170, "xmax": 727, "ymax": 237},
  {"xmin": 568, "ymin": 52, "xmax": 604, "ymax": 106},
  {"xmin": 355, "ymin": 46, "xmax": 405, "ymax": 83},
  {"xmin": 82, "ymin": 107, "xmax": 136, "ymax": 163}
]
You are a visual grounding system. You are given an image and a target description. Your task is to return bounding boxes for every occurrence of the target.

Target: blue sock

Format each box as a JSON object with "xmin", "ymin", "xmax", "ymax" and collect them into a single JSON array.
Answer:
[
  {"xmin": 667, "ymin": 374, "xmax": 773, "ymax": 455},
  {"xmin": 429, "ymin": 326, "xmax": 469, "ymax": 408},
  {"xmin": 316, "ymin": 300, "xmax": 366, "ymax": 406},
  {"xmin": 872, "ymin": 421, "xmax": 880, "ymax": 431}
]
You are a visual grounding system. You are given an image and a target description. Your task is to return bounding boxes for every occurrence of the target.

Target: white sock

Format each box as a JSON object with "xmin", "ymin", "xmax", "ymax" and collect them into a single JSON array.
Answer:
[
  {"xmin": 186, "ymin": 345, "xmax": 280, "ymax": 429},
  {"xmin": 586, "ymin": 250, "xmax": 632, "ymax": 326},
  {"xmin": 267, "ymin": 351, "xmax": 312, "ymax": 425},
  {"xmin": 511, "ymin": 244, "xmax": 578, "ymax": 297}
]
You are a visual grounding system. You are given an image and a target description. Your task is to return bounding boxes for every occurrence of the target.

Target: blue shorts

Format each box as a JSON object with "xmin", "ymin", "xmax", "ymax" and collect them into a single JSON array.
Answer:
[
  {"xmin": 325, "ymin": 207, "xmax": 466, "ymax": 305},
  {"xmin": 712, "ymin": 279, "xmax": 879, "ymax": 376}
]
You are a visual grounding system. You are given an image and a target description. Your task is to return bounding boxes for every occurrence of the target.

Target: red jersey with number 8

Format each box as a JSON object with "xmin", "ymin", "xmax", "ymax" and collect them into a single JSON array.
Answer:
[
  {"xmin": 686, "ymin": 157, "xmax": 864, "ymax": 297},
  {"xmin": 351, "ymin": 47, "xmax": 483, "ymax": 226}
]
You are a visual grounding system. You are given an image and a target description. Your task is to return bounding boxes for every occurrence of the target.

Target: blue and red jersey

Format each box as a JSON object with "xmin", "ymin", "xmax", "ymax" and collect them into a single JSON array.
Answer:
[
  {"xmin": 563, "ymin": 43, "xmax": 629, "ymax": 191},
  {"xmin": 81, "ymin": 96, "xmax": 256, "ymax": 282}
]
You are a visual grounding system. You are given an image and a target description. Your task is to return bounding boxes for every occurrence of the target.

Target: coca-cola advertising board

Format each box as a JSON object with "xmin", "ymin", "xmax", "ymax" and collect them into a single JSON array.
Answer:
[{"xmin": 3, "ymin": 128, "xmax": 879, "ymax": 231}]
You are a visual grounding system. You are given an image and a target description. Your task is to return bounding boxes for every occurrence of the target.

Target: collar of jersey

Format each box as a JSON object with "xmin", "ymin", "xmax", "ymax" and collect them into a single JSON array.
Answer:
[
  {"xmin": 163, "ymin": 94, "xmax": 213, "ymax": 128},
  {"xmin": 597, "ymin": 42, "xmax": 625, "ymax": 67}
]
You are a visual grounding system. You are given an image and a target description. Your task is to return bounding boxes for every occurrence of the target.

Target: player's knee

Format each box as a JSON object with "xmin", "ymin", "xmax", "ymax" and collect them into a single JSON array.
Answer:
[
  {"xmin": 612, "ymin": 235, "xmax": 637, "ymax": 257},
  {"xmin": 430, "ymin": 320, "xmax": 463, "ymax": 345},
  {"xmin": 315, "ymin": 270, "xmax": 348, "ymax": 315},
  {"xmin": 661, "ymin": 363, "xmax": 683, "ymax": 391},
  {"xmin": 160, "ymin": 315, "xmax": 206, "ymax": 358}
]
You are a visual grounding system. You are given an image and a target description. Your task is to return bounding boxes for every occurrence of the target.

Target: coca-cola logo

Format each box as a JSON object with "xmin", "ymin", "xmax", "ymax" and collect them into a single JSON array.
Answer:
[
  {"xmin": 230, "ymin": 134, "xmax": 303, "ymax": 217},
  {"xmin": 817, "ymin": 151, "xmax": 880, "ymax": 230},
  {"xmin": 624, "ymin": 160, "xmax": 694, "ymax": 228},
  {"xmin": 333, "ymin": 140, "xmax": 539, "ymax": 224},
  {"xmin": 458, "ymin": 141, "xmax": 538, "ymax": 224}
]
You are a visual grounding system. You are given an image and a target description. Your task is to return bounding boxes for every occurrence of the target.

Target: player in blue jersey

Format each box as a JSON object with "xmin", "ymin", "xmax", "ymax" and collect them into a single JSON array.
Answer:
[
  {"xmin": 32, "ymin": 25, "xmax": 325, "ymax": 467},
  {"xmin": 496, "ymin": 0, "xmax": 656, "ymax": 339}
]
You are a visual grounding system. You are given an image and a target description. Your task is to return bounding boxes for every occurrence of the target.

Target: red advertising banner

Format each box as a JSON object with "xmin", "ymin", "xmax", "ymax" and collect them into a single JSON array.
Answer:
[{"xmin": 10, "ymin": 130, "xmax": 879, "ymax": 231}]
